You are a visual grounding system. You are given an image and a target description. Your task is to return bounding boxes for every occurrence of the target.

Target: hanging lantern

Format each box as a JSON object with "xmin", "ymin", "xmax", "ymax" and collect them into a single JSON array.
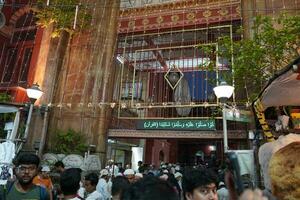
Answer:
[
  {"xmin": 164, "ymin": 64, "xmax": 184, "ymax": 90},
  {"xmin": 168, "ymin": 72, "xmax": 180, "ymax": 85}
]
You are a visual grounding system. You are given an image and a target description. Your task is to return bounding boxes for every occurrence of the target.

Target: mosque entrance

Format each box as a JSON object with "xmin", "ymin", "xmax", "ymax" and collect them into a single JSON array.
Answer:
[{"xmin": 107, "ymin": 129, "xmax": 248, "ymax": 169}]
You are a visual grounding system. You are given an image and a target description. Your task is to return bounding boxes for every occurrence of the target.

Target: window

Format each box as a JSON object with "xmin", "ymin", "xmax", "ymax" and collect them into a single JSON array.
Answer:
[
  {"xmin": 0, "ymin": 11, "xmax": 37, "ymax": 85},
  {"xmin": 19, "ymin": 47, "xmax": 33, "ymax": 82},
  {"xmin": 2, "ymin": 48, "xmax": 18, "ymax": 83}
]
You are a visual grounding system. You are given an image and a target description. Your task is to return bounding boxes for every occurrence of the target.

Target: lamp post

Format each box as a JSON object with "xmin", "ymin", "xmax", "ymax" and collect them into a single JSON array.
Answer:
[
  {"xmin": 22, "ymin": 84, "xmax": 43, "ymax": 149},
  {"xmin": 213, "ymin": 81, "xmax": 234, "ymax": 153}
]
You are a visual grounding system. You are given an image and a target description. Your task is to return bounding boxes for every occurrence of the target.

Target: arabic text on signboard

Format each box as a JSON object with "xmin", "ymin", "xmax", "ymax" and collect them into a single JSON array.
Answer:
[{"xmin": 136, "ymin": 119, "xmax": 216, "ymax": 130}]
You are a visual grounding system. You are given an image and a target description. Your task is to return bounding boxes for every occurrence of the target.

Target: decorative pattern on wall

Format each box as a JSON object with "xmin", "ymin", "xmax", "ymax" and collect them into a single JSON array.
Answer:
[{"xmin": 119, "ymin": 0, "xmax": 241, "ymax": 33}]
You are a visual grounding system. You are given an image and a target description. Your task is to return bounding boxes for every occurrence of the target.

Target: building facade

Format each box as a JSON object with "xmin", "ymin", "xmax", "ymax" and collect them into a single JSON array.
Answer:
[
  {"xmin": 0, "ymin": 0, "xmax": 299, "ymax": 167},
  {"xmin": 109, "ymin": 0, "xmax": 246, "ymax": 167}
]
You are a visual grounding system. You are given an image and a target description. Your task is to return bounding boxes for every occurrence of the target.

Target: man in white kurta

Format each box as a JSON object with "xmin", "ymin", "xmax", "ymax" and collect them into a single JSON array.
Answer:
[
  {"xmin": 105, "ymin": 160, "xmax": 119, "ymax": 177},
  {"xmin": 84, "ymin": 172, "xmax": 103, "ymax": 200},
  {"xmin": 96, "ymin": 169, "xmax": 111, "ymax": 200},
  {"xmin": 86, "ymin": 190, "xmax": 103, "ymax": 200},
  {"xmin": 217, "ymin": 182, "xmax": 229, "ymax": 200}
]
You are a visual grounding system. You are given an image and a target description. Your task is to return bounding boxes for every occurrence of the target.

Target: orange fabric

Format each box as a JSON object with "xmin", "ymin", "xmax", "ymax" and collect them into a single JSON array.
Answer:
[{"xmin": 33, "ymin": 175, "xmax": 53, "ymax": 190}]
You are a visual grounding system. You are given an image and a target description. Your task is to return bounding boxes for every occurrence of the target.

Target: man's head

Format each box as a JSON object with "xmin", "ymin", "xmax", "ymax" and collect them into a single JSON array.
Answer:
[
  {"xmin": 84, "ymin": 173, "xmax": 99, "ymax": 193},
  {"xmin": 15, "ymin": 153, "xmax": 40, "ymax": 185},
  {"xmin": 182, "ymin": 168, "xmax": 218, "ymax": 200},
  {"xmin": 121, "ymin": 176, "xmax": 179, "ymax": 200},
  {"xmin": 60, "ymin": 168, "xmax": 81, "ymax": 196},
  {"xmin": 100, "ymin": 169, "xmax": 110, "ymax": 182},
  {"xmin": 125, "ymin": 164, "xmax": 131, "ymax": 169},
  {"xmin": 40, "ymin": 165, "xmax": 51, "ymax": 179},
  {"xmin": 174, "ymin": 172, "xmax": 182, "ymax": 181},
  {"xmin": 138, "ymin": 161, "xmax": 143, "ymax": 167},
  {"xmin": 112, "ymin": 176, "xmax": 130, "ymax": 199},
  {"xmin": 54, "ymin": 161, "xmax": 65, "ymax": 173},
  {"xmin": 107, "ymin": 159, "xmax": 114, "ymax": 167},
  {"xmin": 135, "ymin": 173, "xmax": 143, "ymax": 182},
  {"xmin": 124, "ymin": 169, "xmax": 135, "ymax": 183}
]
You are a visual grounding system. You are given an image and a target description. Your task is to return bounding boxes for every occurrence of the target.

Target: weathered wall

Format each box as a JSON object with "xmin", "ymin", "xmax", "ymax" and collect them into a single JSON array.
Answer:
[
  {"xmin": 242, "ymin": 0, "xmax": 300, "ymax": 39},
  {"xmin": 26, "ymin": 0, "xmax": 120, "ymax": 165},
  {"xmin": 24, "ymin": 24, "xmax": 61, "ymax": 151},
  {"xmin": 48, "ymin": 0, "xmax": 120, "ymax": 165}
]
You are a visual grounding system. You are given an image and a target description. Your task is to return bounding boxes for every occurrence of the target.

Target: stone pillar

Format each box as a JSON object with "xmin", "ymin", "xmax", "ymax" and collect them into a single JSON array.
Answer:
[
  {"xmin": 241, "ymin": 1, "xmax": 255, "ymax": 39},
  {"xmin": 24, "ymin": 24, "xmax": 69, "ymax": 151},
  {"xmin": 87, "ymin": 0, "xmax": 120, "ymax": 166},
  {"xmin": 241, "ymin": 1, "xmax": 267, "ymax": 39},
  {"xmin": 41, "ymin": 0, "xmax": 120, "ymax": 167}
]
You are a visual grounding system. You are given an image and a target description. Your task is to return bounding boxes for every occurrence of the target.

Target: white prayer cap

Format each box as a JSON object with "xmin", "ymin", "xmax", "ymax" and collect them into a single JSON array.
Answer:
[
  {"xmin": 219, "ymin": 181, "xmax": 225, "ymax": 187},
  {"xmin": 116, "ymin": 173, "xmax": 123, "ymax": 177},
  {"xmin": 41, "ymin": 165, "xmax": 50, "ymax": 172},
  {"xmin": 161, "ymin": 165, "xmax": 167, "ymax": 169},
  {"xmin": 100, "ymin": 169, "xmax": 109, "ymax": 177},
  {"xmin": 159, "ymin": 174, "xmax": 168, "ymax": 181},
  {"xmin": 170, "ymin": 167, "xmax": 176, "ymax": 174},
  {"xmin": 135, "ymin": 173, "xmax": 143, "ymax": 178},
  {"xmin": 174, "ymin": 172, "xmax": 182, "ymax": 179},
  {"xmin": 124, "ymin": 169, "xmax": 135, "ymax": 175}
]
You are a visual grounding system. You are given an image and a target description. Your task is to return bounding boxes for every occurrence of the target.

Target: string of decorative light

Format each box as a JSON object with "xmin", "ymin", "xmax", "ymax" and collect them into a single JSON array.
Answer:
[
  {"xmin": 67, "ymin": 0, "xmax": 91, "ymax": 109},
  {"xmin": 1, "ymin": 1, "xmax": 299, "ymax": 11},
  {"xmin": 79, "ymin": 1, "xmax": 108, "ymax": 112},
  {"xmin": 4, "ymin": 0, "xmax": 297, "ymax": 115}
]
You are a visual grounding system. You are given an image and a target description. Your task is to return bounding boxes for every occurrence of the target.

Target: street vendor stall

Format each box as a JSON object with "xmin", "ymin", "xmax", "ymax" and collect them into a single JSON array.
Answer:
[
  {"xmin": 252, "ymin": 56, "xmax": 300, "ymax": 200},
  {"xmin": 253, "ymin": 56, "xmax": 300, "ymax": 141}
]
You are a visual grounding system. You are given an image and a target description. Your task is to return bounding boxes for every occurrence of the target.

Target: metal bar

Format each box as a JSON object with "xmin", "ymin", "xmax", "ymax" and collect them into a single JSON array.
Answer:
[
  {"xmin": 230, "ymin": 25, "xmax": 236, "ymax": 104},
  {"xmin": 16, "ymin": 103, "xmax": 33, "ymax": 153},
  {"xmin": 116, "ymin": 39, "xmax": 209, "ymax": 53},
  {"xmin": 119, "ymin": 25, "xmax": 233, "ymax": 38},
  {"xmin": 144, "ymin": 37, "xmax": 168, "ymax": 70},
  {"xmin": 118, "ymin": 37, "xmax": 127, "ymax": 119},
  {"xmin": 0, "ymin": 138, "xmax": 24, "ymax": 142},
  {"xmin": 117, "ymin": 116, "xmax": 223, "ymax": 120},
  {"xmin": 223, "ymin": 106, "xmax": 229, "ymax": 152},
  {"xmin": 216, "ymin": 43, "xmax": 219, "ymax": 106},
  {"xmin": 135, "ymin": 43, "xmax": 216, "ymax": 52},
  {"xmin": 38, "ymin": 106, "xmax": 49, "ymax": 157},
  {"xmin": 23, "ymin": 103, "xmax": 33, "ymax": 139},
  {"xmin": 73, "ymin": 5, "xmax": 79, "ymax": 29}
]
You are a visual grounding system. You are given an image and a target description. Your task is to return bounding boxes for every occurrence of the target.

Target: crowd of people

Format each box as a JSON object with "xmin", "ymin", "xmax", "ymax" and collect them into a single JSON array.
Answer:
[{"xmin": 0, "ymin": 151, "xmax": 290, "ymax": 200}]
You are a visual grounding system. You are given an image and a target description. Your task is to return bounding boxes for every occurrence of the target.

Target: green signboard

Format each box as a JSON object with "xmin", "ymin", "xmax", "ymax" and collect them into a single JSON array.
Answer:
[{"xmin": 136, "ymin": 119, "xmax": 216, "ymax": 130}]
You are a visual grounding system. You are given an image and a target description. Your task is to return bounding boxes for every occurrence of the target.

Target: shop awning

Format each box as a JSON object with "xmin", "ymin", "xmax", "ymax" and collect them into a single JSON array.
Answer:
[
  {"xmin": 0, "ymin": 104, "xmax": 20, "ymax": 113},
  {"xmin": 256, "ymin": 56, "xmax": 300, "ymax": 110}
]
